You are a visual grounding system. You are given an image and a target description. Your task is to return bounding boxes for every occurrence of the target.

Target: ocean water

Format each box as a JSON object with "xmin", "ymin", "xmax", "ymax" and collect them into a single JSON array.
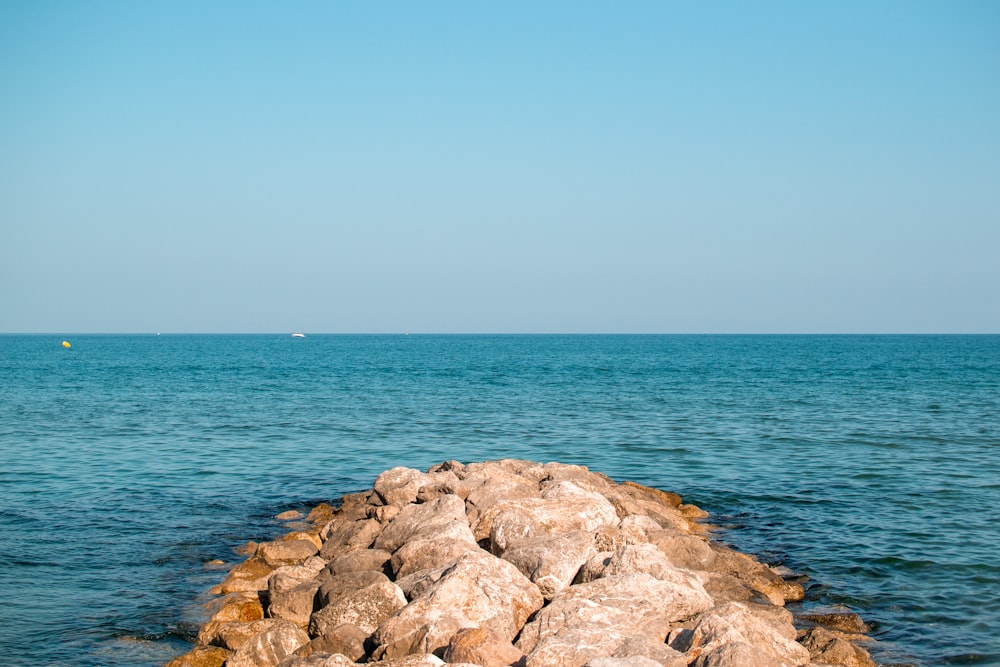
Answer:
[{"xmin": 0, "ymin": 334, "xmax": 997, "ymax": 667}]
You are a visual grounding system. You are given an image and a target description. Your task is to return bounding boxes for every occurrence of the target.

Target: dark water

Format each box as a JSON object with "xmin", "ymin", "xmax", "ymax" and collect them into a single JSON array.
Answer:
[{"xmin": 0, "ymin": 334, "xmax": 997, "ymax": 666}]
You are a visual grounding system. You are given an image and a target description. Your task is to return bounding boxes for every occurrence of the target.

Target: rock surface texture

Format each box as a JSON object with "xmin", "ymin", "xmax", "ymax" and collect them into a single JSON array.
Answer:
[{"xmin": 167, "ymin": 459, "xmax": 880, "ymax": 667}]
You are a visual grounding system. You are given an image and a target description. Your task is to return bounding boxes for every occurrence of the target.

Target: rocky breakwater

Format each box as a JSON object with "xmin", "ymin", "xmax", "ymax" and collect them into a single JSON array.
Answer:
[{"xmin": 168, "ymin": 459, "xmax": 879, "ymax": 667}]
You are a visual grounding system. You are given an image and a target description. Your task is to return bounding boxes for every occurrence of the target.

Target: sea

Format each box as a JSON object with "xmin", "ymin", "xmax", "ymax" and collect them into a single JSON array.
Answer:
[{"xmin": 0, "ymin": 334, "xmax": 997, "ymax": 667}]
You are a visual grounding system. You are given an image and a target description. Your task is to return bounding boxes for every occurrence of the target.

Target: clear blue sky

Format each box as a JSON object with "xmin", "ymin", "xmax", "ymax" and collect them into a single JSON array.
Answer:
[{"xmin": 2, "ymin": 1, "xmax": 998, "ymax": 333}]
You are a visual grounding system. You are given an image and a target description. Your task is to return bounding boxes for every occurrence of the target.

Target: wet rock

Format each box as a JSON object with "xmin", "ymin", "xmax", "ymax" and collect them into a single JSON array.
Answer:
[
  {"xmin": 799, "ymin": 626, "xmax": 877, "ymax": 667},
  {"xmin": 706, "ymin": 547, "xmax": 803, "ymax": 605},
  {"xmin": 202, "ymin": 619, "xmax": 289, "ymax": 651},
  {"xmin": 441, "ymin": 626, "xmax": 525, "ymax": 667},
  {"xmin": 276, "ymin": 510, "xmax": 304, "ymax": 521},
  {"xmin": 800, "ymin": 611, "xmax": 872, "ymax": 634}
]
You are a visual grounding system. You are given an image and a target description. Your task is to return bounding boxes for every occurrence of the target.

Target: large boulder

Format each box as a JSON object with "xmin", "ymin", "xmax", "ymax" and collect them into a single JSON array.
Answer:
[
  {"xmin": 258, "ymin": 539, "xmax": 320, "ymax": 567},
  {"xmin": 671, "ymin": 601, "xmax": 810, "ymax": 667},
  {"xmin": 517, "ymin": 573, "xmax": 713, "ymax": 666},
  {"xmin": 224, "ymin": 619, "xmax": 310, "ymax": 667},
  {"xmin": 374, "ymin": 467, "xmax": 436, "ymax": 506},
  {"xmin": 441, "ymin": 626, "xmax": 525, "ymax": 667},
  {"xmin": 488, "ymin": 482, "xmax": 619, "ymax": 555},
  {"xmin": 501, "ymin": 530, "xmax": 596, "ymax": 599},
  {"xmin": 371, "ymin": 550, "xmax": 544, "ymax": 660},
  {"xmin": 373, "ymin": 494, "xmax": 472, "ymax": 553},
  {"xmin": 310, "ymin": 577, "xmax": 407, "ymax": 636}
]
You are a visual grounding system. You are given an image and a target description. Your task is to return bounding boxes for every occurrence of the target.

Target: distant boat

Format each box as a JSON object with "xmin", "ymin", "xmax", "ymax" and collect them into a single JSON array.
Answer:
[{"xmin": 291, "ymin": 333, "xmax": 305, "ymax": 338}]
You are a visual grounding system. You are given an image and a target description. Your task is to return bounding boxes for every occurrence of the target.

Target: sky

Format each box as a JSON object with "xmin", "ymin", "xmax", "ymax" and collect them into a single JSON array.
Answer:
[{"xmin": 1, "ymin": 1, "xmax": 998, "ymax": 333}]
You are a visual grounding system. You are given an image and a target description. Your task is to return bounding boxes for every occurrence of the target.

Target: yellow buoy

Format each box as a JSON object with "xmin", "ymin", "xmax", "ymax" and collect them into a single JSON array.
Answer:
[{"xmin": 62, "ymin": 340, "xmax": 71, "ymax": 348}]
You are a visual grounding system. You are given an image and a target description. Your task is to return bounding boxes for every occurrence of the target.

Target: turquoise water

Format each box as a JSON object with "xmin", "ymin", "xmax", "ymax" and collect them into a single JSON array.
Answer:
[{"xmin": 1, "ymin": 334, "xmax": 997, "ymax": 666}]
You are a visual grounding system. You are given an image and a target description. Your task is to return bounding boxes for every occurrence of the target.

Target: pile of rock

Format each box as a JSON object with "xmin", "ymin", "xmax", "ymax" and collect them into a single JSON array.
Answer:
[{"xmin": 167, "ymin": 460, "xmax": 878, "ymax": 667}]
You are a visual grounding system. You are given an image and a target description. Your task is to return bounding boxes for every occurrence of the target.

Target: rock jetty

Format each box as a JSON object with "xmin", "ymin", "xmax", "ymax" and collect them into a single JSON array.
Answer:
[{"xmin": 167, "ymin": 459, "xmax": 878, "ymax": 667}]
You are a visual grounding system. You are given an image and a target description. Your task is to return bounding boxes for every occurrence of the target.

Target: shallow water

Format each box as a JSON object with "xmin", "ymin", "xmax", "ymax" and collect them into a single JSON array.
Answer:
[{"xmin": 1, "ymin": 334, "xmax": 997, "ymax": 666}]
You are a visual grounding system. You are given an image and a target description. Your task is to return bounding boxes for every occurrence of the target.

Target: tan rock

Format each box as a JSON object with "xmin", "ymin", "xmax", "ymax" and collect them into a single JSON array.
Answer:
[
  {"xmin": 690, "ymin": 641, "xmax": 776, "ymax": 667},
  {"xmin": 716, "ymin": 547, "xmax": 804, "ymax": 604},
  {"xmin": 585, "ymin": 658, "xmax": 661, "ymax": 667},
  {"xmin": 277, "ymin": 654, "xmax": 356, "ymax": 667},
  {"xmin": 218, "ymin": 556, "xmax": 278, "ymax": 594},
  {"xmin": 647, "ymin": 529, "xmax": 716, "ymax": 571},
  {"xmin": 611, "ymin": 635, "xmax": 687, "ymax": 666},
  {"xmin": 501, "ymin": 530, "xmax": 595, "ymax": 599},
  {"xmin": 371, "ymin": 550, "xmax": 544, "ymax": 660},
  {"xmin": 517, "ymin": 572, "xmax": 713, "ymax": 663},
  {"xmin": 258, "ymin": 539, "xmax": 320, "ymax": 567},
  {"xmin": 276, "ymin": 510, "xmax": 305, "ymax": 521},
  {"xmin": 225, "ymin": 619, "xmax": 311, "ymax": 667},
  {"xmin": 673, "ymin": 602, "xmax": 809, "ymax": 667},
  {"xmin": 390, "ymin": 534, "xmax": 479, "ymax": 579},
  {"xmin": 373, "ymin": 494, "xmax": 472, "ymax": 553},
  {"xmin": 305, "ymin": 623, "xmax": 369, "ymax": 661},
  {"xmin": 441, "ymin": 626, "xmax": 525, "ymax": 667},
  {"xmin": 325, "ymin": 548, "xmax": 392, "ymax": 576},
  {"xmin": 599, "ymin": 542, "xmax": 677, "ymax": 581},
  {"xmin": 374, "ymin": 467, "xmax": 435, "ymax": 506},
  {"xmin": 203, "ymin": 591, "xmax": 263, "ymax": 624},
  {"xmin": 268, "ymin": 572, "xmax": 322, "ymax": 626},
  {"xmin": 316, "ymin": 570, "xmax": 392, "ymax": 607},
  {"xmin": 466, "ymin": 477, "xmax": 543, "ymax": 541},
  {"xmin": 202, "ymin": 619, "xmax": 288, "ymax": 651},
  {"xmin": 320, "ymin": 518, "xmax": 383, "ymax": 558},
  {"xmin": 164, "ymin": 645, "xmax": 230, "ymax": 667},
  {"xmin": 488, "ymin": 485, "xmax": 619, "ymax": 555},
  {"xmin": 310, "ymin": 578, "xmax": 407, "ymax": 635}
]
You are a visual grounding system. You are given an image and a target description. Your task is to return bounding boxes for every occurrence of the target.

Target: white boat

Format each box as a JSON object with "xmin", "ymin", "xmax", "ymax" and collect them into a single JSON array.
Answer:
[{"xmin": 291, "ymin": 333, "xmax": 305, "ymax": 338}]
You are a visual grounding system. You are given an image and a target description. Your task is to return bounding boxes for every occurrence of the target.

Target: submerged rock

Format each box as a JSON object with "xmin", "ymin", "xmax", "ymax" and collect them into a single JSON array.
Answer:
[{"xmin": 168, "ymin": 459, "xmax": 879, "ymax": 667}]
